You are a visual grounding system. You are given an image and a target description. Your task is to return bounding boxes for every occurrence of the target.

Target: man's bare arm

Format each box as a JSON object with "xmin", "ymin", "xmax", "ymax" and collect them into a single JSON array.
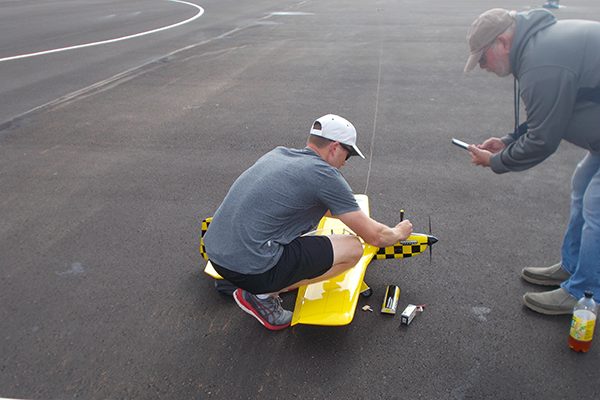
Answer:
[{"xmin": 336, "ymin": 210, "xmax": 413, "ymax": 248}]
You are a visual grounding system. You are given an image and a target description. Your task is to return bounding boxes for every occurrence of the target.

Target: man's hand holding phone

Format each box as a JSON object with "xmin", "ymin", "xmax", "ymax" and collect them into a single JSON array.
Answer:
[{"xmin": 452, "ymin": 138, "xmax": 495, "ymax": 168}]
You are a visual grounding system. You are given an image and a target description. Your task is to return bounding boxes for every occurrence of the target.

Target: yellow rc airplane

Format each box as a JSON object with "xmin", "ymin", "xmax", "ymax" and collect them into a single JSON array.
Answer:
[{"xmin": 200, "ymin": 194, "xmax": 438, "ymax": 326}]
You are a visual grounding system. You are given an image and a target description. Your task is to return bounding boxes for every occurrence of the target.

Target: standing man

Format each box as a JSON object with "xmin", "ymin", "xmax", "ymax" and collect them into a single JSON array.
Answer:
[
  {"xmin": 463, "ymin": 8, "xmax": 600, "ymax": 314},
  {"xmin": 203, "ymin": 114, "xmax": 413, "ymax": 330}
]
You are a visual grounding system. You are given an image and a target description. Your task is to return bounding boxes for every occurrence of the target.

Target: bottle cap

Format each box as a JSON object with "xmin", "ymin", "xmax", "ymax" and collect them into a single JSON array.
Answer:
[{"xmin": 584, "ymin": 291, "xmax": 594, "ymax": 298}]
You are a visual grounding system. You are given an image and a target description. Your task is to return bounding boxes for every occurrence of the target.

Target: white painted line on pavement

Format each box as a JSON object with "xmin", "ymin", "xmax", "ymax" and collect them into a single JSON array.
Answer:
[{"xmin": 0, "ymin": 0, "xmax": 204, "ymax": 63}]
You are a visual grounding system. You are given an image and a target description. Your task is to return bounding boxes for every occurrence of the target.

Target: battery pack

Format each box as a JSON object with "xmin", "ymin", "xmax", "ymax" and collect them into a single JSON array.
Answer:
[
  {"xmin": 381, "ymin": 285, "xmax": 400, "ymax": 314},
  {"xmin": 401, "ymin": 304, "xmax": 418, "ymax": 325}
]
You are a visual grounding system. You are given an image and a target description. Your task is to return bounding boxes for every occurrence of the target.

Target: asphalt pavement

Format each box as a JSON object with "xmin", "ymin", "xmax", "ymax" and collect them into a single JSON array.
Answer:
[{"xmin": 1, "ymin": 0, "xmax": 600, "ymax": 399}]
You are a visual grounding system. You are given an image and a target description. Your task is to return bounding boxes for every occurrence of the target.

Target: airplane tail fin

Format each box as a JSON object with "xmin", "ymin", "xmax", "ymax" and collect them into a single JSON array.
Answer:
[{"xmin": 200, "ymin": 218, "xmax": 212, "ymax": 260}]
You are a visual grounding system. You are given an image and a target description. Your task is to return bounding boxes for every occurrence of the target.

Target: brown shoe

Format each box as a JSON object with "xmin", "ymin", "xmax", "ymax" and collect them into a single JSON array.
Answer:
[
  {"xmin": 523, "ymin": 288, "xmax": 578, "ymax": 315},
  {"xmin": 521, "ymin": 262, "xmax": 570, "ymax": 286}
]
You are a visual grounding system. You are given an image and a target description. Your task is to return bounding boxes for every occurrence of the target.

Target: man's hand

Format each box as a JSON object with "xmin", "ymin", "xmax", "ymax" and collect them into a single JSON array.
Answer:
[
  {"xmin": 478, "ymin": 137, "xmax": 506, "ymax": 154},
  {"xmin": 467, "ymin": 145, "xmax": 492, "ymax": 168},
  {"xmin": 394, "ymin": 220, "xmax": 413, "ymax": 241}
]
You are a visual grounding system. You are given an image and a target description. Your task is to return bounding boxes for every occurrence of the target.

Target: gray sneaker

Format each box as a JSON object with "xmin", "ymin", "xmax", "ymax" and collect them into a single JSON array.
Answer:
[
  {"xmin": 523, "ymin": 288, "xmax": 578, "ymax": 315},
  {"xmin": 233, "ymin": 289, "xmax": 293, "ymax": 330},
  {"xmin": 521, "ymin": 262, "xmax": 570, "ymax": 286}
]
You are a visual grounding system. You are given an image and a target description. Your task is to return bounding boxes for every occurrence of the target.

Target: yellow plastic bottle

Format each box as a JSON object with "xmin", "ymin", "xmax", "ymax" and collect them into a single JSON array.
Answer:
[{"xmin": 569, "ymin": 291, "xmax": 597, "ymax": 352}]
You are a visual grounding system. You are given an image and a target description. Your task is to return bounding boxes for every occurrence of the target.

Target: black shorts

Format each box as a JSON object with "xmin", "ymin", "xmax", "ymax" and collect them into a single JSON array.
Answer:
[{"xmin": 211, "ymin": 235, "xmax": 334, "ymax": 294}]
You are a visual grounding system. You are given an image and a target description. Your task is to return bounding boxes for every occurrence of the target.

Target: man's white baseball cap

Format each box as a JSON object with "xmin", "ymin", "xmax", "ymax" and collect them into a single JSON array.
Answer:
[{"xmin": 309, "ymin": 114, "xmax": 365, "ymax": 159}]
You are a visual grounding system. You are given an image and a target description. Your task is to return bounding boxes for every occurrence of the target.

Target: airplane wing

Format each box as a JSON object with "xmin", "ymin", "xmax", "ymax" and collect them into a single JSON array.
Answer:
[
  {"xmin": 291, "ymin": 194, "xmax": 375, "ymax": 326},
  {"xmin": 290, "ymin": 242, "xmax": 377, "ymax": 326}
]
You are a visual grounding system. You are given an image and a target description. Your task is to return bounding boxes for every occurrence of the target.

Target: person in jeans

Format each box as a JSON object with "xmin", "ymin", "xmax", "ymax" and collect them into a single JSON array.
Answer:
[
  {"xmin": 463, "ymin": 8, "xmax": 600, "ymax": 314},
  {"xmin": 203, "ymin": 114, "xmax": 413, "ymax": 329}
]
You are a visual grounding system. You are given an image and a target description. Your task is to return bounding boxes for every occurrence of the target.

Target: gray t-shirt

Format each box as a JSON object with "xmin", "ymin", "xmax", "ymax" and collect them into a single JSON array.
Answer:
[{"xmin": 203, "ymin": 147, "xmax": 360, "ymax": 274}]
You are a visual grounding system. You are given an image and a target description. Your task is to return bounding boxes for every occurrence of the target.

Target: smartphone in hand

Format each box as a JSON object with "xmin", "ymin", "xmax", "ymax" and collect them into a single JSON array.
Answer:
[{"xmin": 452, "ymin": 138, "xmax": 470, "ymax": 150}]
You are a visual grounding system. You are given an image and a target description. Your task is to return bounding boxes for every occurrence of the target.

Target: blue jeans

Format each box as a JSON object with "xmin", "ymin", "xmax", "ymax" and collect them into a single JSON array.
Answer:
[{"xmin": 561, "ymin": 152, "xmax": 600, "ymax": 300}]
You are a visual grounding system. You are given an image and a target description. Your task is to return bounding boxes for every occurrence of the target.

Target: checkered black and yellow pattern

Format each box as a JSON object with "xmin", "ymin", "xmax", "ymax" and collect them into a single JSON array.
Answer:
[
  {"xmin": 200, "ymin": 218, "xmax": 212, "ymax": 260},
  {"xmin": 375, "ymin": 234, "xmax": 430, "ymax": 259}
]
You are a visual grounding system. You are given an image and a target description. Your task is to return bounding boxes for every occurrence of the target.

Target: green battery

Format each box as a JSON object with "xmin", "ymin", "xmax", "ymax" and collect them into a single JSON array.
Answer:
[{"xmin": 381, "ymin": 285, "xmax": 401, "ymax": 314}]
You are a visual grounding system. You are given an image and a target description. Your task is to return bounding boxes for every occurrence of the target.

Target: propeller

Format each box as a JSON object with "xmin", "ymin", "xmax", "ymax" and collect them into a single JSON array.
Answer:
[
  {"xmin": 427, "ymin": 215, "xmax": 439, "ymax": 265},
  {"xmin": 401, "ymin": 209, "xmax": 438, "ymax": 264}
]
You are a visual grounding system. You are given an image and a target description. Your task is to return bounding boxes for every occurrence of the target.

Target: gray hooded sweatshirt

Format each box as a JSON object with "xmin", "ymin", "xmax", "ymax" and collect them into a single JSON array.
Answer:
[{"xmin": 491, "ymin": 9, "xmax": 600, "ymax": 174}]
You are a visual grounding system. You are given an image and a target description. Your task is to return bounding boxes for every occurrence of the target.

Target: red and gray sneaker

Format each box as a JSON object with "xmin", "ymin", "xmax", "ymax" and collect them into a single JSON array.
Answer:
[{"xmin": 233, "ymin": 289, "xmax": 293, "ymax": 330}]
